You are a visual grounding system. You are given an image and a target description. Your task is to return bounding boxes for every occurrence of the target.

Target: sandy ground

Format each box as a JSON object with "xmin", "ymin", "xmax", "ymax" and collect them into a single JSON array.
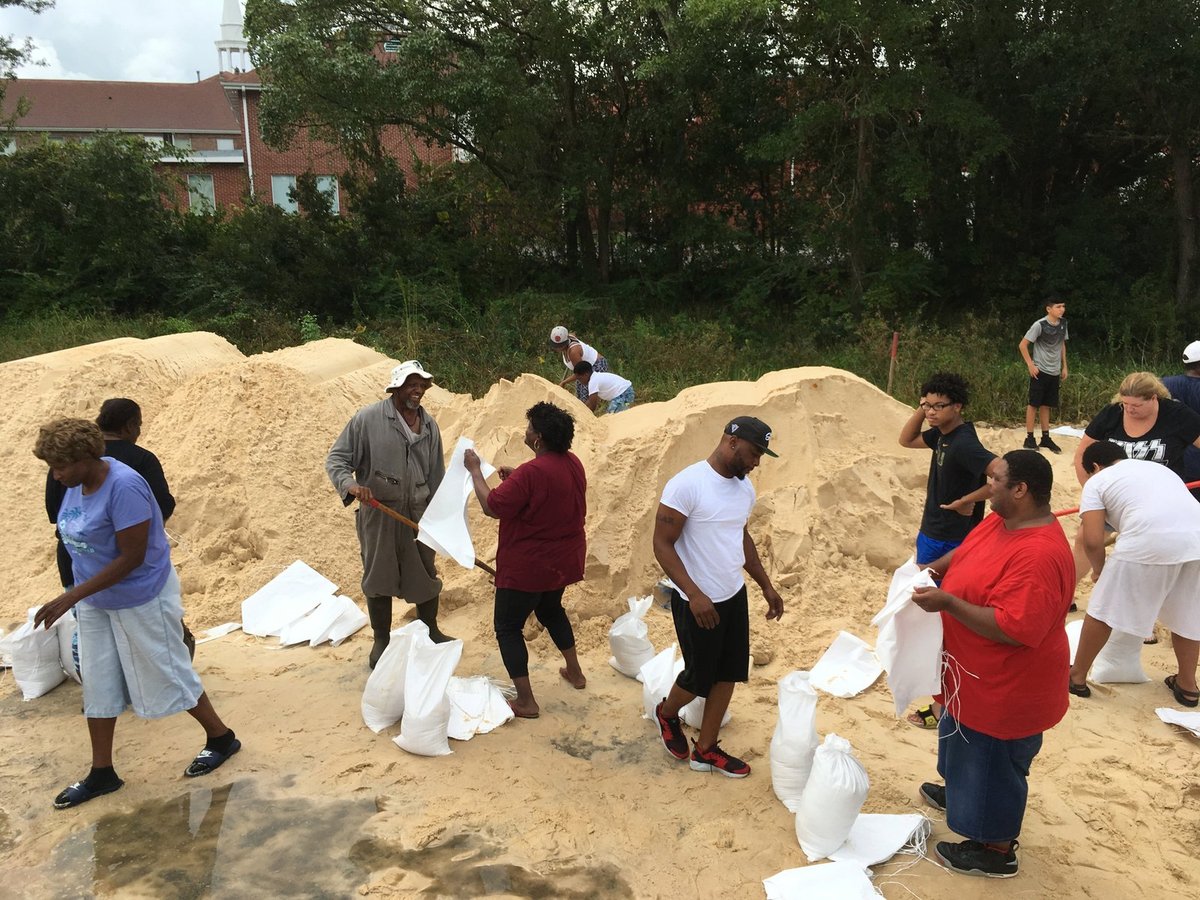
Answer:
[{"xmin": 0, "ymin": 335, "xmax": 1197, "ymax": 899}]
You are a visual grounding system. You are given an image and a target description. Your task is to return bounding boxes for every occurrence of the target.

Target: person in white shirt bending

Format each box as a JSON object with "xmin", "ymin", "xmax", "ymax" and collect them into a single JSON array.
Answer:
[
  {"xmin": 650, "ymin": 416, "xmax": 785, "ymax": 778},
  {"xmin": 572, "ymin": 361, "xmax": 635, "ymax": 414},
  {"xmin": 1069, "ymin": 441, "xmax": 1200, "ymax": 706}
]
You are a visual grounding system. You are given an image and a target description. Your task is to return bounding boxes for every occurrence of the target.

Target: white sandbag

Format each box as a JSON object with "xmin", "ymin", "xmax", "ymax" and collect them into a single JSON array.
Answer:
[
  {"xmin": 1157, "ymin": 707, "xmax": 1200, "ymax": 738},
  {"xmin": 1065, "ymin": 619, "xmax": 1149, "ymax": 684},
  {"xmin": 417, "ymin": 436, "xmax": 495, "ymax": 569},
  {"xmin": 195, "ymin": 622, "xmax": 241, "ymax": 645},
  {"xmin": 828, "ymin": 813, "xmax": 932, "ymax": 869},
  {"xmin": 794, "ymin": 733, "xmax": 870, "ymax": 862},
  {"xmin": 394, "ymin": 635, "xmax": 465, "ymax": 756},
  {"xmin": 322, "ymin": 596, "xmax": 369, "ymax": 646},
  {"xmin": 810, "ymin": 632, "xmax": 882, "ymax": 698},
  {"xmin": 57, "ymin": 613, "xmax": 82, "ymax": 684},
  {"xmin": 446, "ymin": 675, "xmax": 514, "ymax": 740},
  {"xmin": 241, "ymin": 560, "xmax": 336, "ymax": 637},
  {"xmin": 361, "ymin": 621, "xmax": 428, "ymax": 733},
  {"xmin": 10, "ymin": 612, "xmax": 68, "ymax": 700},
  {"xmin": 770, "ymin": 671, "xmax": 820, "ymax": 812},
  {"xmin": 871, "ymin": 558, "xmax": 941, "ymax": 716},
  {"xmin": 679, "ymin": 692, "xmax": 732, "ymax": 729},
  {"xmin": 640, "ymin": 644, "xmax": 678, "ymax": 721},
  {"xmin": 608, "ymin": 595, "xmax": 656, "ymax": 678},
  {"xmin": 278, "ymin": 597, "xmax": 336, "ymax": 647},
  {"xmin": 763, "ymin": 860, "xmax": 882, "ymax": 900}
]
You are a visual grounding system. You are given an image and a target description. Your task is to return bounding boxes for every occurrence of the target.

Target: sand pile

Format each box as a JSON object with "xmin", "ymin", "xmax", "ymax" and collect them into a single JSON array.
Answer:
[
  {"xmin": 4, "ymin": 334, "xmax": 1197, "ymax": 900},
  {"xmin": 1, "ymin": 335, "xmax": 938, "ymax": 635}
]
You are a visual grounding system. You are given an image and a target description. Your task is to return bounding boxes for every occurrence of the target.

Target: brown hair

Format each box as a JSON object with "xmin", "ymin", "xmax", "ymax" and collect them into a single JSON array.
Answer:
[{"xmin": 33, "ymin": 418, "xmax": 105, "ymax": 466}]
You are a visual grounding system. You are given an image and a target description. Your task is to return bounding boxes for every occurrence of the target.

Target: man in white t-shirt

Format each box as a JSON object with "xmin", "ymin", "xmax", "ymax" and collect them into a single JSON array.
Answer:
[
  {"xmin": 651, "ymin": 416, "xmax": 785, "ymax": 777},
  {"xmin": 572, "ymin": 361, "xmax": 635, "ymax": 414},
  {"xmin": 1069, "ymin": 442, "xmax": 1200, "ymax": 706}
]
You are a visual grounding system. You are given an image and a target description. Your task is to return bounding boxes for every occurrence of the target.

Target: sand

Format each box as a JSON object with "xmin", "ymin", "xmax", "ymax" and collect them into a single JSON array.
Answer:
[{"xmin": 0, "ymin": 335, "xmax": 1196, "ymax": 899}]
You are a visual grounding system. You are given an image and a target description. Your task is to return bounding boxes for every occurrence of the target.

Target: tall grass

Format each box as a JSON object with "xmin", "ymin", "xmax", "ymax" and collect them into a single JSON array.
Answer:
[{"xmin": 0, "ymin": 302, "xmax": 1173, "ymax": 425}]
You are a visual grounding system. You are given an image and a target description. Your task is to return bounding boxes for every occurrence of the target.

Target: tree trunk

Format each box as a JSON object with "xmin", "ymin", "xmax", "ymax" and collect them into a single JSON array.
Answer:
[{"xmin": 1173, "ymin": 141, "xmax": 1198, "ymax": 314}]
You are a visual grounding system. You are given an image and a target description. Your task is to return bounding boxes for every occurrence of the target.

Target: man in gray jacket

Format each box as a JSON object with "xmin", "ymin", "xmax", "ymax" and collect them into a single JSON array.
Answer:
[{"xmin": 326, "ymin": 360, "xmax": 452, "ymax": 667}]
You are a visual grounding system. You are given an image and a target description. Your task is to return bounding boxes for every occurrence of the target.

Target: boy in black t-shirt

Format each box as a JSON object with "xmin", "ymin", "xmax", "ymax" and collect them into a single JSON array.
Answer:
[{"xmin": 898, "ymin": 372, "xmax": 1001, "ymax": 726}]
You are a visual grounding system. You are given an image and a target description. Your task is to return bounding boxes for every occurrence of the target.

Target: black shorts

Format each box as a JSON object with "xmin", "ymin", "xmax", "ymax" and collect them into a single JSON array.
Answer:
[
  {"xmin": 1028, "ymin": 372, "xmax": 1061, "ymax": 408},
  {"xmin": 669, "ymin": 585, "xmax": 750, "ymax": 698}
]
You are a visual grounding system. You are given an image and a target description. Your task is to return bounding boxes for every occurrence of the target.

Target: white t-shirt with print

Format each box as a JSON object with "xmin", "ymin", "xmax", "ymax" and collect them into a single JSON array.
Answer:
[
  {"xmin": 660, "ymin": 459, "xmax": 756, "ymax": 603},
  {"xmin": 1080, "ymin": 458, "xmax": 1200, "ymax": 563}
]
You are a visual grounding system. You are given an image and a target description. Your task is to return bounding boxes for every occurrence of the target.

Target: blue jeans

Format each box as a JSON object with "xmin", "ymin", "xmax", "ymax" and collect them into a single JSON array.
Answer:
[{"xmin": 937, "ymin": 713, "xmax": 1043, "ymax": 843}]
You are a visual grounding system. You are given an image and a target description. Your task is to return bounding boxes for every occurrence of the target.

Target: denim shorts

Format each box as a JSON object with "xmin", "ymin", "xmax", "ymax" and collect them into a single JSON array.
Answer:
[
  {"xmin": 78, "ymin": 568, "xmax": 203, "ymax": 719},
  {"xmin": 937, "ymin": 712, "xmax": 1044, "ymax": 843},
  {"xmin": 605, "ymin": 386, "xmax": 635, "ymax": 414}
]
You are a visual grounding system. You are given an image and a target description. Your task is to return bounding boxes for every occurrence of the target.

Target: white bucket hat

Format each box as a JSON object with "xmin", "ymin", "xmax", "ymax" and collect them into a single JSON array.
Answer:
[{"xmin": 387, "ymin": 359, "xmax": 434, "ymax": 391}]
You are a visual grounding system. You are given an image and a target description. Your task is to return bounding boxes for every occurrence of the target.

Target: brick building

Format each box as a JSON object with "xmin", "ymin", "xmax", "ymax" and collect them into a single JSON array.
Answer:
[{"xmin": 0, "ymin": 0, "xmax": 451, "ymax": 215}]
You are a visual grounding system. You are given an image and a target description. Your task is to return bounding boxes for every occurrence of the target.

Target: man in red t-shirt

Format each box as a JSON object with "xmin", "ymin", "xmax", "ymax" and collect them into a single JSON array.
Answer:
[{"xmin": 911, "ymin": 449, "xmax": 1074, "ymax": 879}]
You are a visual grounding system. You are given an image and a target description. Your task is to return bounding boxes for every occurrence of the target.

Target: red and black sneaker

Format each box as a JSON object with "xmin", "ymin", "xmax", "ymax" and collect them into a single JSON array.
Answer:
[
  {"xmin": 655, "ymin": 701, "xmax": 689, "ymax": 760},
  {"xmin": 689, "ymin": 740, "xmax": 750, "ymax": 778}
]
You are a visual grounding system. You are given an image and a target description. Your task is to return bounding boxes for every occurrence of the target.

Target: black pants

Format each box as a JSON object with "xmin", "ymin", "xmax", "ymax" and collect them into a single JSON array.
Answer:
[{"xmin": 494, "ymin": 587, "xmax": 576, "ymax": 679}]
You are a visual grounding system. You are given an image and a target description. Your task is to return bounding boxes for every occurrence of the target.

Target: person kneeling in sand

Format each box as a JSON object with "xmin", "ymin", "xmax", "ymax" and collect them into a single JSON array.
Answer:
[
  {"xmin": 651, "ymin": 417, "xmax": 784, "ymax": 777},
  {"xmin": 913, "ymin": 450, "xmax": 1074, "ymax": 878},
  {"xmin": 1069, "ymin": 442, "xmax": 1200, "ymax": 706},
  {"xmin": 34, "ymin": 418, "xmax": 239, "ymax": 809},
  {"xmin": 463, "ymin": 402, "xmax": 587, "ymax": 718},
  {"xmin": 572, "ymin": 361, "xmax": 635, "ymax": 414}
]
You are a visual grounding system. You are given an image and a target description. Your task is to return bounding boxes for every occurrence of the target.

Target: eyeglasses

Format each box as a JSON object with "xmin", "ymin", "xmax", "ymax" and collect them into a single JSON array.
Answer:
[{"xmin": 919, "ymin": 401, "xmax": 954, "ymax": 411}]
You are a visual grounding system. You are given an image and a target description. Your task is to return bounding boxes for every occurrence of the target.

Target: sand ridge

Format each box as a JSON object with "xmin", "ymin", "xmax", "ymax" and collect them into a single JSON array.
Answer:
[{"xmin": 1, "ymin": 334, "xmax": 1196, "ymax": 898}]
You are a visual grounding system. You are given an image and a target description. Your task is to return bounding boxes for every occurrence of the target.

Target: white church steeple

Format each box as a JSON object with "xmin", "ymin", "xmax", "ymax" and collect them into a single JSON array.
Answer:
[{"xmin": 216, "ymin": 0, "xmax": 250, "ymax": 74}]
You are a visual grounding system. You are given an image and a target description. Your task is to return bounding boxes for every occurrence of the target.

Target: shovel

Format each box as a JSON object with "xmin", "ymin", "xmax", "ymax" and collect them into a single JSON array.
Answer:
[{"xmin": 361, "ymin": 496, "xmax": 497, "ymax": 579}]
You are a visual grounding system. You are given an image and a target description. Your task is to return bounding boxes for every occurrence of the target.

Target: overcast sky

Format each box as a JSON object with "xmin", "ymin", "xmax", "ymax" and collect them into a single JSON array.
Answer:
[{"xmin": 0, "ymin": 0, "xmax": 239, "ymax": 82}]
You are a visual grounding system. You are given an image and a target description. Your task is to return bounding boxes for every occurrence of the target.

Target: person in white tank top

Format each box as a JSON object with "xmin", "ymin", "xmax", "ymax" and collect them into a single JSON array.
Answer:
[{"xmin": 548, "ymin": 324, "xmax": 609, "ymax": 402}]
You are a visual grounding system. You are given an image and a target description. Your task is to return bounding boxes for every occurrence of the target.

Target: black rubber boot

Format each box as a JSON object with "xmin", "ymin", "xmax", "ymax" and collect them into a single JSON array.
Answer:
[
  {"xmin": 416, "ymin": 597, "xmax": 454, "ymax": 644},
  {"xmin": 366, "ymin": 595, "xmax": 393, "ymax": 668}
]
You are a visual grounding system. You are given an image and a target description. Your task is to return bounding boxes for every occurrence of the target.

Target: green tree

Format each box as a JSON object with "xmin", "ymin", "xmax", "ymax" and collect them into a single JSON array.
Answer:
[{"xmin": 0, "ymin": 0, "xmax": 53, "ymax": 129}]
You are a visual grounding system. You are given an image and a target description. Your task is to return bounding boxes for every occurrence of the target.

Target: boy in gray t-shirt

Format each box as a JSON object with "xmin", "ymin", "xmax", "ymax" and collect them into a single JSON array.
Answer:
[{"xmin": 1019, "ymin": 298, "xmax": 1069, "ymax": 453}]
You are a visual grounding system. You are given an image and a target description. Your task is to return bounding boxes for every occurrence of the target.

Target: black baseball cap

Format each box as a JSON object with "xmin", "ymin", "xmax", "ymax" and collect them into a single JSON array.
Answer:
[{"xmin": 724, "ymin": 416, "xmax": 778, "ymax": 457}]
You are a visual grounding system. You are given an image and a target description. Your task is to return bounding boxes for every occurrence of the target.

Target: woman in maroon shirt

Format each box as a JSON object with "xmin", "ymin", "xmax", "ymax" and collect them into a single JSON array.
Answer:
[{"xmin": 465, "ymin": 402, "xmax": 587, "ymax": 718}]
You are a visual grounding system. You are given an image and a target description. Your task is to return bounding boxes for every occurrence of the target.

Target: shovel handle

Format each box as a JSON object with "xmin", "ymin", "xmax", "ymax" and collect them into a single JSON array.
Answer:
[{"xmin": 362, "ymin": 496, "xmax": 497, "ymax": 579}]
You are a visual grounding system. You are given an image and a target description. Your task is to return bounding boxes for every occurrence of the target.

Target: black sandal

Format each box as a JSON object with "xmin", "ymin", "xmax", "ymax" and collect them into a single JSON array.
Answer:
[{"xmin": 1165, "ymin": 675, "xmax": 1199, "ymax": 708}]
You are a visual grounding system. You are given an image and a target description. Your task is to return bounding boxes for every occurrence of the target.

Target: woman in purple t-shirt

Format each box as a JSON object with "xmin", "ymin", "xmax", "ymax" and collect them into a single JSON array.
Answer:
[
  {"xmin": 464, "ymin": 402, "xmax": 587, "ymax": 719},
  {"xmin": 33, "ymin": 418, "xmax": 239, "ymax": 810}
]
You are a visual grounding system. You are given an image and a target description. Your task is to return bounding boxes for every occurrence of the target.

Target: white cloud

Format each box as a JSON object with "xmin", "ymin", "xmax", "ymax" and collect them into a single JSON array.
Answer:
[
  {"xmin": 0, "ymin": 0, "xmax": 239, "ymax": 82},
  {"xmin": 14, "ymin": 36, "xmax": 92, "ymax": 80}
]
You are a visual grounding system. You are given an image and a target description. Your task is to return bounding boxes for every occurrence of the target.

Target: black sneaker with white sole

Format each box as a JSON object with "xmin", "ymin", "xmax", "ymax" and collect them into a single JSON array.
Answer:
[
  {"xmin": 935, "ymin": 839, "xmax": 1019, "ymax": 878},
  {"xmin": 689, "ymin": 740, "xmax": 750, "ymax": 777},
  {"xmin": 919, "ymin": 782, "xmax": 946, "ymax": 811}
]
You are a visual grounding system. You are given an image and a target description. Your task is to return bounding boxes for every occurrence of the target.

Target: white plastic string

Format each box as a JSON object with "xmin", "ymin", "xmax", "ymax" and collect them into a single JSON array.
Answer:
[{"xmin": 937, "ymin": 649, "xmax": 978, "ymax": 742}]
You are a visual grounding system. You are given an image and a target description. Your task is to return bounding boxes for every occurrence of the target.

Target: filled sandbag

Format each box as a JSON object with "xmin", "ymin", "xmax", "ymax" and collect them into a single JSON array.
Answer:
[
  {"xmin": 394, "ymin": 635, "xmax": 464, "ymax": 756},
  {"xmin": 608, "ymin": 595, "xmax": 656, "ymax": 678},
  {"xmin": 10, "ymin": 611, "xmax": 68, "ymax": 700},
  {"xmin": 1066, "ymin": 619, "xmax": 1150, "ymax": 684},
  {"xmin": 361, "ymin": 620, "xmax": 429, "ymax": 733},
  {"xmin": 794, "ymin": 734, "xmax": 870, "ymax": 862},
  {"xmin": 770, "ymin": 671, "xmax": 820, "ymax": 812},
  {"xmin": 640, "ymin": 644, "xmax": 678, "ymax": 721}
]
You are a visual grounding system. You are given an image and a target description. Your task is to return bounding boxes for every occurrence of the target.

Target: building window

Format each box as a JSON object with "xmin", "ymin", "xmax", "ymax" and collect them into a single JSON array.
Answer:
[
  {"xmin": 316, "ymin": 176, "xmax": 340, "ymax": 214},
  {"xmin": 272, "ymin": 175, "xmax": 298, "ymax": 213},
  {"xmin": 2, "ymin": 139, "xmax": 15, "ymax": 155},
  {"xmin": 216, "ymin": 138, "xmax": 235, "ymax": 151},
  {"xmin": 187, "ymin": 175, "xmax": 216, "ymax": 214},
  {"xmin": 143, "ymin": 135, "xmax": 165, "ymax": 147},
  {"xmin": 172, "ymin": 136, "xmax": 192, "ymax": 151}
]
